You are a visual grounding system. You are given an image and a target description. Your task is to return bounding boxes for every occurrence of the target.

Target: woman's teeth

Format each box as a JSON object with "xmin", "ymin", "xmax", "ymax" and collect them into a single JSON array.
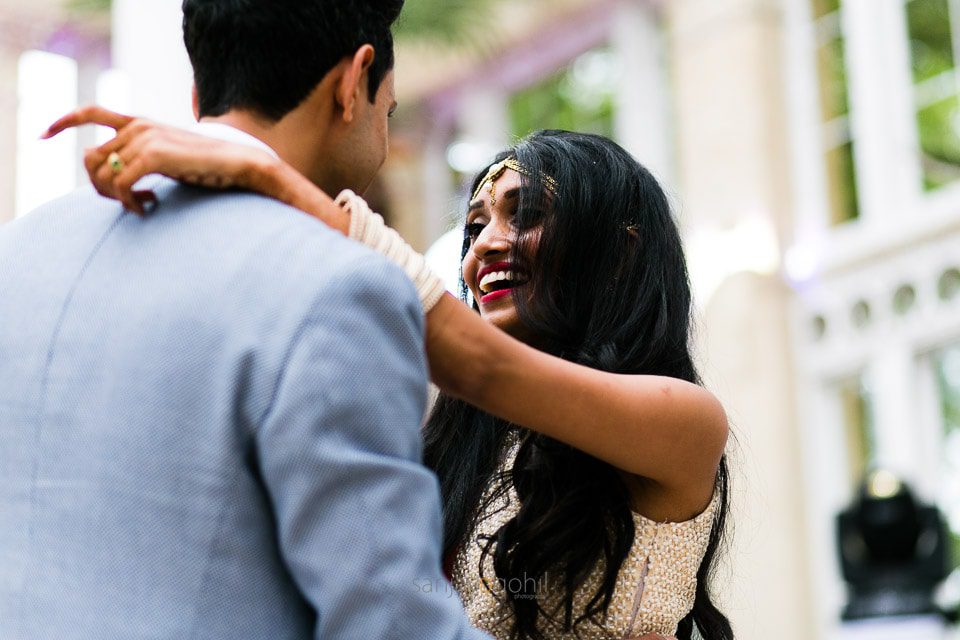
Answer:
[{"xmin": 479, "ymin": 270, "xmax": 519, "ymax": 294}]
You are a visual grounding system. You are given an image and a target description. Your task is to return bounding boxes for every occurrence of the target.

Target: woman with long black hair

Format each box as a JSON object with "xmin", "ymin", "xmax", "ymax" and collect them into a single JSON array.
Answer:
[{"xmin": 48, "ymin": 108, "xmax": 733, "ymax": 640}]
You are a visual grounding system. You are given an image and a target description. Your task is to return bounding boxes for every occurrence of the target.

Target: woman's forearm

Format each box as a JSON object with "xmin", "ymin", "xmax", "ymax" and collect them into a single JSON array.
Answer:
[
  {"xmin": 423, "ymin": 294, "xmax": 515, "ymax": 404},
  {"xmin": 259, "ymin": 159, "xmax": 350, "ymax": 235},
  {"xmin": 423, "ymin": 292, "xmax": 727, "ymax": 492}
]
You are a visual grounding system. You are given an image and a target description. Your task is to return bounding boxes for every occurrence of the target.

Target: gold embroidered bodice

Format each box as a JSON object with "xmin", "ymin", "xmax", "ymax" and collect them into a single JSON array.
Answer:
[{"xmin": 451, "ymin": 438, "xmax": 719, "ymax": 639}]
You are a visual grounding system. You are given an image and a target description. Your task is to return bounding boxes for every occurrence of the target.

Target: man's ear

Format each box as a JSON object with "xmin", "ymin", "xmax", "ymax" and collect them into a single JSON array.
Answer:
[
  {"xmin": 191, "ymin": 84, "xmax": 200, "ymax": 121},
  {"xmin": 336, "ymin": 44, "xmax": 376, "ymax": 124}
]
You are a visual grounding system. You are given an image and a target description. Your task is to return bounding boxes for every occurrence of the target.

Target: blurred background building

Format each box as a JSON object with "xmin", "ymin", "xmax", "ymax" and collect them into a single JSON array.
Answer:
[{"xmin": 2, "ymin": 0, "xmax": 959, "ymax": 638}]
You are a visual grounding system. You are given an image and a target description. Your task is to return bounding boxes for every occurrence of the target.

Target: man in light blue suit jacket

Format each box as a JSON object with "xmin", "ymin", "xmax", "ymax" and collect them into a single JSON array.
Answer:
[{"xmin": 0, "ymin": 1, "xmax": 489, "ymax": 638}]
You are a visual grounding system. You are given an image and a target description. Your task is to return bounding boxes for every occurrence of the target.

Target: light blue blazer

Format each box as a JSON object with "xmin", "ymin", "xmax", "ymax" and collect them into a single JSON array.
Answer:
[{"xmin": 0, "ymin": 182, "xmax": 489, "ymax": 640}]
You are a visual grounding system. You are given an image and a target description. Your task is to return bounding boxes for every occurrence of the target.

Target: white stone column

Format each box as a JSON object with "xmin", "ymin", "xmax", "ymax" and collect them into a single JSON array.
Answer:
[
  {"xmin": 612, "ymin": 0, "xmax": 674, "ymax": 189},
  {"xmin": 112, "ymin": 0, "xmax": 194, "ymax": 127},
  {"xmin": 0, "ymin": 46, "xmax": 18, "ymax": 224},
  {"xmin": 783, "ymin": 0, "xmax": 833, "ymax": 260},
  {"xmin": 876, "ymin": 0, "xmax": 925, "ymax": 216},
  {"xmin": 841, "ymin": 0, "xmax": 901, "ymax": 225},
  {"xmin": 868, "ymin": 343, "xmax": 922, "ymax": 481},
  {"xmin": 422, "ymin": 126, "xmax": 457, "ymax": 245},
  {"xmin": 797, "ymin": 372, "xmax": 858, "ymax": 638},
  {"xmin": 667, "ymin": 0, "xmax": 815, "ymax": 638},
  {"xmin": 457, "ymin": 87, "xmax": 510, "ymax": 153}
]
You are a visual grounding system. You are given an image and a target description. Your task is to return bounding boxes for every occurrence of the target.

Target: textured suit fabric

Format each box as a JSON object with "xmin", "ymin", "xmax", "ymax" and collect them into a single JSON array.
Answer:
[{"xmin": 0, "ymin": 182, "xmax": 488, "ymax": 639}]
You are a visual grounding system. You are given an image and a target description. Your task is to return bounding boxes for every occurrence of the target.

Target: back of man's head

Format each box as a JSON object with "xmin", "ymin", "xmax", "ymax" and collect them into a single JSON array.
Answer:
[{"xmin": 182, "ymin": 0, "xmax": 404, "ymax": 122}]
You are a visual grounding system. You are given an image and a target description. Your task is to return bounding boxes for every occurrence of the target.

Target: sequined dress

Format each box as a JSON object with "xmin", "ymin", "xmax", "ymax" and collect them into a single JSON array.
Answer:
[{"xmin": 450, "ymin": 437, "xmax": 720, "ymax": 639}]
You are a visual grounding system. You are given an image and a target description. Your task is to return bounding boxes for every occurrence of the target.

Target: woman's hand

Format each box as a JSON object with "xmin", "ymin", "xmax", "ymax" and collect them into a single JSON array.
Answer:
[{"xmin": 44, "ymin": 106, "xmax": 293, "ymax": 216}]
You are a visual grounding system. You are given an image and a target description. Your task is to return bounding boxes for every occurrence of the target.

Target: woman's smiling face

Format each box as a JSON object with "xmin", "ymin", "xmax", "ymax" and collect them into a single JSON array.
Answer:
[{"xmin": 461, "ymin": 169, "xmax": 541, "ymax": 340}]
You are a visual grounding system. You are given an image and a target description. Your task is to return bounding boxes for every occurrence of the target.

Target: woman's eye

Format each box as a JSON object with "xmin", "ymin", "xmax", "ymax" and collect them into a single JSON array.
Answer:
[{"xmin": 465, "ymin": 222, "xmax": 485, "ymax": 241}]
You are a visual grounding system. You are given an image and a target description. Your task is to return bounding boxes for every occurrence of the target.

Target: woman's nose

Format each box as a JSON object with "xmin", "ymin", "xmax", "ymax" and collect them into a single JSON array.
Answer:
[{"xmin": 472, "ymin": 222, "xmax": 511, "ymax": 258}]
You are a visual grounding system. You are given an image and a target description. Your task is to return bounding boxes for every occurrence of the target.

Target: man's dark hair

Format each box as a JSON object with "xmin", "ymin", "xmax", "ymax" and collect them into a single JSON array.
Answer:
[{"xmin": 182, "ymin": 0, "xmax": 404, "ymax": 121}]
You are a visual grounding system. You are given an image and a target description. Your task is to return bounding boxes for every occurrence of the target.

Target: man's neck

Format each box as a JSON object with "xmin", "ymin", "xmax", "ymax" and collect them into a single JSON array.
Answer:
[
  {"xmin": 200, "ymin": 111, "xmax": 334, "ymax": 191},
  {"xmin": 200, "ymin": 112, "xmax": 276, "ymax": 149}
]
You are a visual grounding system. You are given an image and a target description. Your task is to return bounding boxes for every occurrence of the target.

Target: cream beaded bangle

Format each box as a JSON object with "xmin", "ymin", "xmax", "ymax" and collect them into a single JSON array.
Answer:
[{"xmin": 335, "ymin": 189, "xmax": 447, "ymax": 313}]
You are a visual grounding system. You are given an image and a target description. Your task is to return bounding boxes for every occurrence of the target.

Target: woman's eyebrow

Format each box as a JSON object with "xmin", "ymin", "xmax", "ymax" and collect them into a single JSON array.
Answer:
[{"xmin": 468, "ymin": 186, "xmax": 529, "ymax": 212}]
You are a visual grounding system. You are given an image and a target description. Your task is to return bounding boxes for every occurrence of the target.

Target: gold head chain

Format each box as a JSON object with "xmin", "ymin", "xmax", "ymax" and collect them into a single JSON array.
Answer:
[
  {"xmin": 471, "ymin": 157, "xmax": 559, "ymax": 206},
  {"xmin": 470, "ymin": 156, "xmax": 639, "ymax": 237}
]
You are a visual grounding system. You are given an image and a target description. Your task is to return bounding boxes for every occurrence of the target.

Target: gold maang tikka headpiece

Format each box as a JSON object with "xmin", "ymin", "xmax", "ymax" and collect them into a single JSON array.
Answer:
[
  {"xmin": 471, "ymin": 157, "xmax": 559, "ymax": 206},
  {"xmin": 472, "ymin": 157, "xmax": 640, "ymax": 238}
]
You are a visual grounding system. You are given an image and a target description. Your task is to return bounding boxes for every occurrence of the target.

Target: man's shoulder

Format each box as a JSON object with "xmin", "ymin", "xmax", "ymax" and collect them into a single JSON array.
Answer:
[
  {"xmin": 160, "ymin": 181, "xmax": 343, "ymax": 248},
  {"xmin": 161, "ymin": 183, "xmax": 420, "ymax": 307},
  {"xmin": 1, "ymin": 182, "xmax": 418, "ymax": 306},
  {"xmin": 200, "ymin": 189, "xmax": 408, "ymax": 278}
]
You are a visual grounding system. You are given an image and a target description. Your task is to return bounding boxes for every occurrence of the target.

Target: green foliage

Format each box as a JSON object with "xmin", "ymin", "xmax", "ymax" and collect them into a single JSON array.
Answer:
[
  {"xmin": 394, "ymin": 0, "xmax": 501, "ymax": 49},
  {"xmin": 810, "ymin": 0, "xmax": 840, "ymax": 20},
  {"xmin": 907, "ymin": 0, "xmax": 953, "ymax": 83},
  {"xmin": 809, "ymin": 0, "xmax": 858, "ymax": 222},
  {"xmin": 917, "ymin": 97, "xmax": 960, "ymax": 190},
  {"xmin": 816, "ymin": 37, "xmax": 850, "ymax": 120},
  {"xmin": 66, "ymin": 0, "xmax": 111, "ymax": 13},
  {"xmin": 825, "ymin": 142, "xmax": 860, "ymax": 224},
  {"xmin": 907, "ymin": 0, "xmax": 960, "ymax": 190},
  {"xmin": 509, "ymin": 49, "xmax": 617, "ymax": 139}
]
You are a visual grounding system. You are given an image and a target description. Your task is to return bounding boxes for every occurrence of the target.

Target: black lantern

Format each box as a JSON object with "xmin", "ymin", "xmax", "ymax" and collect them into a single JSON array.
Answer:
[{"xmin": 836, "ymin": 469, "xmax": 951, "ymax": 621}]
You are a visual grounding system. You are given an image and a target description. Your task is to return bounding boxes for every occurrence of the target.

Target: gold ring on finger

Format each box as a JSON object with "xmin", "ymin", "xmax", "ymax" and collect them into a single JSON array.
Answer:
[{"xmin": 108, "ymin": 151, "xmax": 124, "ymax": 175}]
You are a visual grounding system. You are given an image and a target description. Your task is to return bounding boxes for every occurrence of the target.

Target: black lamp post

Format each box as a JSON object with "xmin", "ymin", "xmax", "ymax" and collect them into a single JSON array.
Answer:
[{"xmin": 836, "ymin": 469, "xmax": 952, "ymax": 631}]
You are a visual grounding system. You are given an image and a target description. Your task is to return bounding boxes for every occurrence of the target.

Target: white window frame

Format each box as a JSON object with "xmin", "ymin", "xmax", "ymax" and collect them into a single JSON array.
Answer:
[{"xmin": 786, "ymin": 0, "xmax": 960, "ymax": 275}]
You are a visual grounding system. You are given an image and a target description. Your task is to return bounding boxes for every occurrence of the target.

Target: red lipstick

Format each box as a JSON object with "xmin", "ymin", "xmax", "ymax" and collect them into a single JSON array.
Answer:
[{"xmin": 476, "ymin": 261, "xmax": 526, "ymax": 306}]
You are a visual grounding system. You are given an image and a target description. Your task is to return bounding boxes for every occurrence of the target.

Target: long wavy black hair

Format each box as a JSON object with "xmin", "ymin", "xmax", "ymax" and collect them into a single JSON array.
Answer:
[{"xmin": 423, "ymin": 130, "xmax": 732, "ymax": 640}]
